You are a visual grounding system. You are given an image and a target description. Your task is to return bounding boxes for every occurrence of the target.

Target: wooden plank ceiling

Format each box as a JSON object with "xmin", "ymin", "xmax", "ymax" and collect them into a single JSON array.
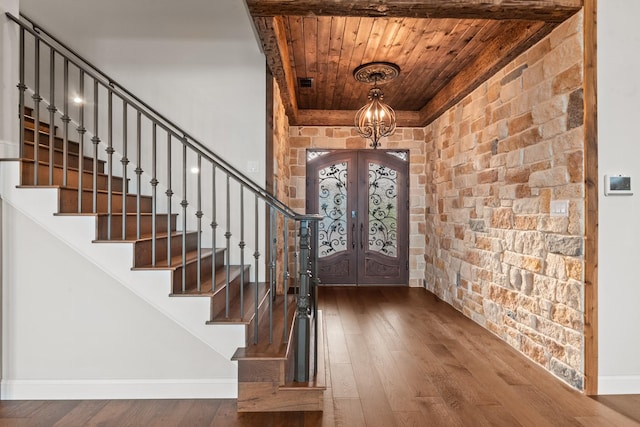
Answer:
[{"xmin": 247, "ymin": 0, "xmax": 583, "ymax": 127}]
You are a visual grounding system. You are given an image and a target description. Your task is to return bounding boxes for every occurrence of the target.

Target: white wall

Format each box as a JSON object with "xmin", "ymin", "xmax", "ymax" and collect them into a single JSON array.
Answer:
[
  {"xmin": 1, "ymin": 199, "xmax": 237, "ymax": 399},
  {"xmin": 598, "ymin": 1, "xmax": 640, "ymax": 394},
  {"xmin": 0, "ymin": 0, "xmax": 19, "ymax": 158},
  {"xmin": 19, "ymin": 0, "xmax": 266, "ymax": 183}
]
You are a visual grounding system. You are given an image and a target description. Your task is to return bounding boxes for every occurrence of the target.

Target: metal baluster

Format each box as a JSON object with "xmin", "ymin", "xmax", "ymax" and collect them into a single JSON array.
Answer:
[
  {"xmin": 313, "ymin": 219, "xmax": 320, "ymax": 376},
  {"xmin": 47, "ymin": 49, "xmax": 56, "ymax": 185},
  {"xmin": 196, "ymin": 154, "xmax": 203, "ymax": 292},
  {"xmin": 211, "ymin": 165, "xmax": 217, "ymax": 292},
  {"xmin": 18, "ymin": 28, "xmax": 25, "ymax": 159},
  {"xmin": 121, "ymin": 101, "xmax": 128, "ymax": 238},
  {"xmin": 91, "ymin": 80, "xmax": 99, "ymax": 213},
  {"xmin": 269, "ymin": 206, "xmax": 276, "ymax": 343},
  {"xmin": 32, "ymin": 37, "xmax": 41, "ymax": 185},
  {"xmin": 76, "ymin": 69, "xmax": 85, "ymax": 213},
  {"xmin": 135, "ymin": 112, "xmax": 142, "ymax": 240},
  {"xmin": 225, "ymin": 175, "xmax": 231, "ymax": 317},
  {"xmin": 239, "ymin": 185, "xmax": 245, "ymax": 317},
  {"xmin": 166, "ymin": 133, "xmax": 173, "ymax": 267},
  {"xmin": 151, "ymin": 123, "xmax": 158, "ymax": 266},
  {"xmin": 106, "ymin": 89, "xmax": 114, "ymax": 240},
  {"xmin": 283, "ymin": 216, "xmax": 289, "ymax": 342},
  {"xmin": 181, "ymin": 141, "xmax": 188, "ymax": 294},
  {"xmin": 253, "ymin": 195, "xmax": 260, "ymax": 344},
  {"xmin": 293, "ymin": 229, "xmax": 299, "ymax": 296},
  {"xmin": 61, "ymin": 59, "xmax": 69, "ymax": 187}
]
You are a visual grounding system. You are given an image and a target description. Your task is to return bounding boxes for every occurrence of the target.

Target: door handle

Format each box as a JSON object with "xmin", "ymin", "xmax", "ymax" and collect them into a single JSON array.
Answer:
[
  {"xmin": 351, "ymin": 223, "xmax": 355, "ymax": 249},
  {"xmin": 360, "ymin": 223, "xmax": 364, "ymax": 249}
]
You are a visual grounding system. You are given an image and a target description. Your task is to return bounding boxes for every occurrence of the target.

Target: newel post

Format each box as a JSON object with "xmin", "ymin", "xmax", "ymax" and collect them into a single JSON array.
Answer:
[{"xmin": 294, "ymin": 218, "xmax": 311, "ymax": 382}]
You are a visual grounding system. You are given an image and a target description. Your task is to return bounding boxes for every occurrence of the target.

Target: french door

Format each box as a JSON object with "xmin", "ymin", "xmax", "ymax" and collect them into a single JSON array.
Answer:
[{"xmin": 306, "ymin": 150, "xmax": 409, "ymax": 285}]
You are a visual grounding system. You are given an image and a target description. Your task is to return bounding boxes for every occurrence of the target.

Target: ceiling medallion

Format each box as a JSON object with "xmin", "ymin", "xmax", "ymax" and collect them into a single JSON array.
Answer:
[
  {"xmin": 353, "ymin": 62, "xmax": 400, "ymax": 85},
  {"xmin": 353, "ymin": 62, "xmax": 400, "ymax": 149}
]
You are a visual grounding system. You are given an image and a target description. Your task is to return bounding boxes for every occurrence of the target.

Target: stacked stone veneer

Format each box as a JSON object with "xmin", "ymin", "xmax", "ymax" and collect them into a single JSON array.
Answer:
[
  {"xmin": 273, "ymin": 81, "xmax": 291, "ymax": 206},
  {"xmin": 272, "ymin": 80, "xmax": 291, "ymax": 293},
  {"xmin": 423, "ymin": 12, "xmax": 585, "ymax": 389},
  {"xmin": 286, "ymin": 127, "xmax": 427, "ymax": 288}
]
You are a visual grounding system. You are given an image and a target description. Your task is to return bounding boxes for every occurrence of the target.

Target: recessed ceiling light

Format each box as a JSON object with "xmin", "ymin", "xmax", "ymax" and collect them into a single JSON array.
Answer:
[{"xmin": 73, "ymin": 96, "xmax": 83, "ymax": 104}]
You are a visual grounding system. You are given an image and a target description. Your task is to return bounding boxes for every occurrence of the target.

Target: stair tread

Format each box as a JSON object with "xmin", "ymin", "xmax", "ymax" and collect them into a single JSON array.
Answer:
[
  {"xmin": 52, "ymin": 212, "xmax": 178, "ymax": 218},
  {"xmin": 232, "ymin": 294, "xmax": 297, "ymax": 360},
  {"xmin": 24, "ymin": 126, "xmax": 79, "ymax": 143},
  {"xmin": 21, "ymin": 158, "xmax": 119, "ymax": 177},
  {"xmin": 54, "ymin": 212, "xmax": 178, "ymax": 218},
  {"xmin": 25, "ymin": 113, "xmax": 58, "ymax": 125},
  {"xmin": 93, "ymin": 230, "xmax": 201, "ymax": 244},
  {"xmin": 22, "ymin": 140, "xmax": 105, "ymax": 162},
  {"xmin": 208, "ymin": 280, "xmax": 268, "ymax": 324},
  {"xmin": 22, "ymin": 184, "xmax": 151, "ymax": 207},
  {"xmin": 97, "ymin": 212, "xmax": 178, "ymax": 218},
  {"xmin": 55, "ymin": 184, "xmax": 150, "ymax": 198},
  {"xmin": 170, "ymin": 263, "xmax": 247, "ymax": 297},
  {"xmin": 133, "ymin": 248, "xmax": 214, "ymax": 270}
]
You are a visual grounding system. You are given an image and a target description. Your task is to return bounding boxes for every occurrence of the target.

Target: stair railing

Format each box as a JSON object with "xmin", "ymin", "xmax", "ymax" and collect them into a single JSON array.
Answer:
[{"xmin": 7, "ymin": 13, "xmax": 320, "ymax": 381}]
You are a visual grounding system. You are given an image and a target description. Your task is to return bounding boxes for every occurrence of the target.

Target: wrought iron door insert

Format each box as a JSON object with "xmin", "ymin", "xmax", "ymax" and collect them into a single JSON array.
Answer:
[{"xmin": 306, "ymin": 150, "xmax": 409, "ymax": 285}]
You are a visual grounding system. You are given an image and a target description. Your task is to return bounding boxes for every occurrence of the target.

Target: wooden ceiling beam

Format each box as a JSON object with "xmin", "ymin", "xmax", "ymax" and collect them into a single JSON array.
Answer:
[
  {"xmin": 253, "ymin": 16, "xmax": 300, "ymax": 124},
  {"xmin": 418, "ymin": 20, "xmax": 554, "ymax": 126},
  {"xmin": 246, "ymin": 0, "xmax": 582, "ymax": 23},
  {"xmin": 297, "ymin": 109, "xmax": 422, "ymax": 127}
]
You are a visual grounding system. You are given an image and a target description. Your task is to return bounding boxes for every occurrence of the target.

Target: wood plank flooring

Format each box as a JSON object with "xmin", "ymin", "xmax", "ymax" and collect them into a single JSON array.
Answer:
[
  {"xmin": 593, "ymin": 395, "xmax": 640, "ymax": 425},
  {"xmin": 0, "ymin": 287, "xmax": 637, "ymax": 426}
]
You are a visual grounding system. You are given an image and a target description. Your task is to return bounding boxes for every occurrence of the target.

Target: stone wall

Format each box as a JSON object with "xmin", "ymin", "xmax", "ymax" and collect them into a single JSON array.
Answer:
[
  {"xmin": 287, "ymin": 127, "xmax": 427, "ymax": 288},
  {"xmin": 423, "ymin": 12, "xmax": 585, "ymax": 389},
  {"xmin": 273, "ymin": 80, "xmax": 290, "ymax": 205},
  {"xmin": 272, "ymin": 80, "xmax": 291, "ymax": 293}
]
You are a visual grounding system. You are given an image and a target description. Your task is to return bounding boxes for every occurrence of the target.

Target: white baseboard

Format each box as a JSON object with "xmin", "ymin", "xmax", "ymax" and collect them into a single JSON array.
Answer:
[
  {"xmin": 1, "ymin": 378, "xmax": 237, "ymax": 400},
  {"xmin": 598, "ymin": 375, "xmax": 640, "ymax": 394}
]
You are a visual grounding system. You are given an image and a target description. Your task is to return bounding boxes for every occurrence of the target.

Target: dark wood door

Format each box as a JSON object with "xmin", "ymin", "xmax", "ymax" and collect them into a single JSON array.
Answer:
[{"xmin": 306, "ymin": 150, "xmax": 409, "ymax": 285}]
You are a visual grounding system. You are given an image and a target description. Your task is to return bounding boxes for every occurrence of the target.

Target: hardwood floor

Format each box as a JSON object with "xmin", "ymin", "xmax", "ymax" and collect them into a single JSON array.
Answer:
[
  {"xmin": 593, "ymin": 395, "xmax": 640, "ymax": 424},
  {"xmin": 0, "ymin": 287, "xmax": 637, "ymax": 426}
]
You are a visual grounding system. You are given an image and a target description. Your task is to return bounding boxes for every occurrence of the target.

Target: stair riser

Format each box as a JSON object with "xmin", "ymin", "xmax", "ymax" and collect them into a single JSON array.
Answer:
[
  {"xmin": 210, "ymin": 266, "xmax": 252, "ymax": 321},
  {"xmin": 96, "ymin": 214, "xmax": 177, "ymax": 240},
  {"xmin": 237, "ymin": 383, "xmax": 323, "ymax": 412},
  {"xmin": 24, "ymin": 128, "xmax": 80, "ymax": 154},
  {"xmin": 24, "ymin": 116, "xmax": 56, "ymax": 134},
  {"xmin": 171, "ymin": 254, "xmax": 214, "ymax": 294},
  {"xmin": 23, "ymin": 143, "xmax": 105, "ymax": 174},
  {"xmin": 244, "ymin": 286, "xmax": 272, "ymax": 346},
  {"xmin": 21, "ymin": 162, "xmax": 124, "ymax": 192},
  {"xmin": 211, "ymin": 248, "xmax": 225, "ymax": 271},
  {"xmin": 58, "ymin": 188, "xmax": 152, "ymax": 214},
  {"xmin": 134, "ymin": 232, "xmax": 199, "ymax": 267}
]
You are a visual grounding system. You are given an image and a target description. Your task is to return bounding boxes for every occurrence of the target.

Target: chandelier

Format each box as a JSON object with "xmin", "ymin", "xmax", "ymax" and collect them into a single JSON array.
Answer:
[{"xmin": 353, "ymin": 62, "xmax": 400, "ymax": 149}]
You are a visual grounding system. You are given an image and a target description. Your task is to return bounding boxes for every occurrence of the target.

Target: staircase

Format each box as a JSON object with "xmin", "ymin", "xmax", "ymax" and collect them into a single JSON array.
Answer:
[{"xmin": 5, "ymin": 13, "xmax": 325, "ymax": 412}]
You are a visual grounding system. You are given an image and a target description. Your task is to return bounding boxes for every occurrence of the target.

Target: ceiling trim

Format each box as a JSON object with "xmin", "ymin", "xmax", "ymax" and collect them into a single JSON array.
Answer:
[
  {"xmin": 253, "ymin": 16, "xmax": 300, "ymax": 124},
  {"xmin": 297, "ymin": 109, "xmax": 422, "ymax": 127},
  {"xmin": 419, "ymin": 20, "xmax": 553, "ymax": 126},
  {"xmin": 246, "ymin": 0, "xmax": 583, "ymax": 23}
]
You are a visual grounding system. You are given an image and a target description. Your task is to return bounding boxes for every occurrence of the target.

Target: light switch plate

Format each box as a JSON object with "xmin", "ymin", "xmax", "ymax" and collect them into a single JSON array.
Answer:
[{"xmin": 550, "ymin": 200, "xmax": 569, "ymax": 217}]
